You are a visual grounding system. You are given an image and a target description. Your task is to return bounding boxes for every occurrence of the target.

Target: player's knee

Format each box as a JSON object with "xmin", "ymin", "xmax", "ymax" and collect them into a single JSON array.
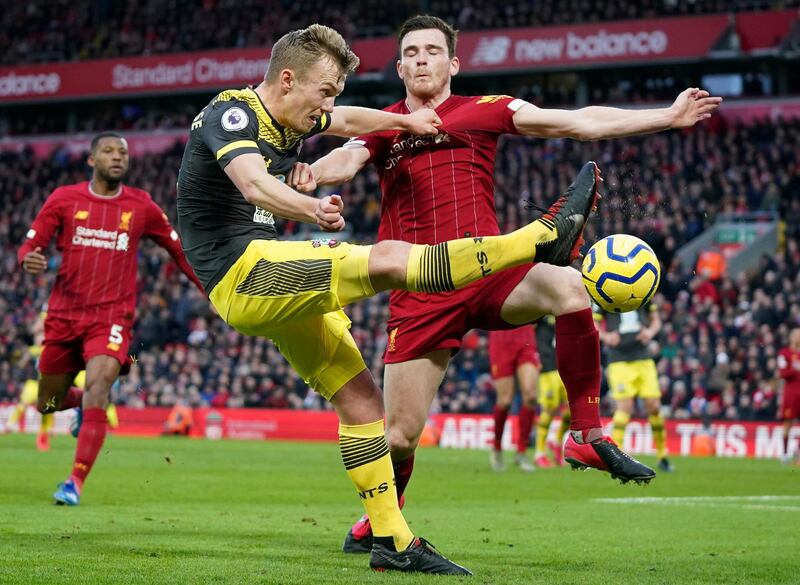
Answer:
[
  {"xmin": 550, "ymin": 268, "xmax": 590, "ymax": 315},
  {"xmin": 36, "ymin": 398, "xmax": 55, "ymax": 415},
  {"xmin": 368, "ymin": 241, "xmax": 410, "ymax": 290},
  {"xmin": 386, "ymin": 425, "xmax": 420, "ymax": 457}
]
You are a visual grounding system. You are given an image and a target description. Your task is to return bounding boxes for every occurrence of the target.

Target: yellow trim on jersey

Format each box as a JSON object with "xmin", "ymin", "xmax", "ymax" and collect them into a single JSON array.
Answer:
[
  {"xmin": 215, "ymin": 88, "xmax": 307, "ymax": 149},
  {"xmin": 216, "ymin": 140, "xmax": 259, "ymax": 160}
]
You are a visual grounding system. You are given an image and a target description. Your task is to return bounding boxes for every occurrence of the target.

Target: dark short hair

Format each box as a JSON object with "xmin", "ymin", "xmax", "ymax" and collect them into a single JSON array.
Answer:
[
  {"xmin": 399, "ymin": 15, "xmax": 458, "ymax": 57},
  {"xmin": 91, "ymin": 131, "xmax": 125, "ymax": 153}
]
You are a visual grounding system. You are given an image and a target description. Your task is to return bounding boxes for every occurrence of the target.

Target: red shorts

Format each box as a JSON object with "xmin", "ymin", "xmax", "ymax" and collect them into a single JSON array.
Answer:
[
  {"xmin": 384, "ymin": 264, "xmax": 532, "ymax": 363},
  {"xmin": 781, "ymin": 388, "xmax": 800, "ymax": 421},
  {"xmin": 40, "ymin": 316, "xmax": 133, "ymax": 376},
  {"xmin": 488, "ymin": 326, "xmax": 540, "ymax": 378}
]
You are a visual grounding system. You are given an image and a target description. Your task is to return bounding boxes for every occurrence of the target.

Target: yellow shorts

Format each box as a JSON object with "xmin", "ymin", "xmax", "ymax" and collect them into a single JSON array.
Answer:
[
  {"xmin": 538, "ymin": 370, "xmax": 567, "ymax": 411},
  {"xmin": 209, "ymin": 239, "xmax": 374, "ymax": 400},
  {"xmin": 20, "ymin": 379, "xmax": 39, "ymax": 405},
  {"xmin": 607, "ymin": 359, "xmax": 660, "ymax": 401}
]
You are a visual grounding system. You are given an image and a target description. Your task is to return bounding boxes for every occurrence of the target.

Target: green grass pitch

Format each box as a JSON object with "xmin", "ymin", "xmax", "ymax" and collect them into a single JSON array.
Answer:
[{"xmin": 1, "ymin": 434, "xmax": 798, "ymax": 584}]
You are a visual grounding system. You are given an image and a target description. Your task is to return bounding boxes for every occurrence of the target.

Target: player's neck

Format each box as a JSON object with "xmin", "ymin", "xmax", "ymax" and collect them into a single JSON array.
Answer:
[
  {"xmin": 255, "ymin": 83, "xmax": 287, "ymax": 127},
  {"xmin": 405, "ymin": 89, "xmax": 451, "ymax": 112},
  {"xmin": 89, "ymin": 179, "xmax": 122, "ymax": 198}
]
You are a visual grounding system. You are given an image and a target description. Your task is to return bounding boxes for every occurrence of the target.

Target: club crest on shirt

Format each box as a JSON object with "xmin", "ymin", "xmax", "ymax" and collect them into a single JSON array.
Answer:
[
  {"xmin": 387, "ymin": 327, "xmax": 399, "ymax": 353},
  {"xmin": 118, "ymin": 211, "xmax": 133, "ymax": 231},
  {"xmin": 222, "ymin": 107, "xmax": 249, "ymax": 131}
]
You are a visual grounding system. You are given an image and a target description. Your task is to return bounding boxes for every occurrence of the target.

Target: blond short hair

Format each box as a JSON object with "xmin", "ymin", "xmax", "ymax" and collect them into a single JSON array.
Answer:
[{"xmin": 266, "ymin": 24, "xmax": 360, "ymax": 82}]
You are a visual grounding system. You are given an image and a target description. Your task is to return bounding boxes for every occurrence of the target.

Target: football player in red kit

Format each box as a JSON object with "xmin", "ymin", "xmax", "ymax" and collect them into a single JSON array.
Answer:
[
  {"xmin": 488, "ymin": 326, "xmax": 540, "ymax": 472},
  {"xmin": 18, "ymin": 132, "xmax": 204, "ymax": 505},
  {"xmin": 296, "ymin": 15, "xmax": 721, "ymax": 551},
  {"xmin": 777, "ymin": 328, "xmax": 800, "ymax": 463}
]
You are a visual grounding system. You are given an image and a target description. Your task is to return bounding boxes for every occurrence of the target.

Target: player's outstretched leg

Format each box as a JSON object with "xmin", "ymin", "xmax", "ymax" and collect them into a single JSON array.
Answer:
[
  {"xmin": 370, "ymin": 537, "xmax": 472, "ymax": 576},
  {"xmin": 398, "ymin": 162, "xmax": 602, "ymax": 296}
]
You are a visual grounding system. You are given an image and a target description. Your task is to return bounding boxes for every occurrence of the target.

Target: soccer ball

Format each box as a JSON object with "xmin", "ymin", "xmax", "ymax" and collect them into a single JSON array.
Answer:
[{"xmin": 581, "ymin": 234, "xmax": 661, "ymax": 313}]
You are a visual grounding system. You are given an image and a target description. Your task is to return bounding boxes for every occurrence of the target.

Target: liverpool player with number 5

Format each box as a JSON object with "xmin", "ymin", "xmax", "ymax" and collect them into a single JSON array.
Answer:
[{"xmin": 18, "ymin": 132, "xmax": 204, "ymax": 506}]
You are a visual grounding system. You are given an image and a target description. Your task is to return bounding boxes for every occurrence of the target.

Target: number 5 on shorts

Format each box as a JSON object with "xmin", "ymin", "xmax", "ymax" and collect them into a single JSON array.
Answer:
[{"xmin": 107, "ymin": 324, "xmax": 124, "ymax": 350}]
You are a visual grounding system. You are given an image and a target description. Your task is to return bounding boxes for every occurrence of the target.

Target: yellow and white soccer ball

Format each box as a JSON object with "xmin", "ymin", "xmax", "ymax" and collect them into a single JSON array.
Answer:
[{"xmin": 581, "ymin": 234, "xmax": 661, "ymax": 313}]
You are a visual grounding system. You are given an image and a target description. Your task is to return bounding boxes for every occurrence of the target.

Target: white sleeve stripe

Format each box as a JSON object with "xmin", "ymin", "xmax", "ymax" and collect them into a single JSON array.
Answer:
[
  {"xmin": 343, "ymin": 139, "xmax": 367, "ymax": 149},
  {"xmin": 507, "ymin": 98, "xmax": 529, "ymax": 112}
]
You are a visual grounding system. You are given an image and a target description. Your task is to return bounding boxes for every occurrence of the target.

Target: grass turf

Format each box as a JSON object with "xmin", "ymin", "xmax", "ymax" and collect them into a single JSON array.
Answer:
[{"xmin": 1, "ymin": 433, "xmax": 798, "ymax": 584}]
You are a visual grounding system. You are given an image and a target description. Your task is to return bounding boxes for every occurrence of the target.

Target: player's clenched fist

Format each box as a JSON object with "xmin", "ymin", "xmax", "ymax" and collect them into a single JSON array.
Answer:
[
  {"xmin": 315, "ymin": 194, "xmax": 345, "ymax": 232},
  {"xmin": 404, "ymin": 107, "xmax": 442, "ymax": 136},
  {"xmin": 288, "ymin": 162, "xmax": 317, "ymax": 193},
  {"xmin": 22, "ymin": 246, "xmax": 46, "ymax": 274}
]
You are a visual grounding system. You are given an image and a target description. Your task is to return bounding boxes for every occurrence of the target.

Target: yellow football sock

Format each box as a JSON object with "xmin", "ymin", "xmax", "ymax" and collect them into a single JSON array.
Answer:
[
  {"xmin": 8, "ymin": 404, "xmax": 25, "ymax": 426},
  {"xmin": 612, "ymin": 410, "xmax": 630, "ymax": 446},
  {"xmin": 557, "ymin": 411, "xmax": 571, "ymax": 444},
  {"xmin": 106, "ymin": 404, "xmax": 119, "ymax": 428},
  {"xmin": 339, "ymin": 420, "xmax": 413, "ymax": 552},
  {"xmin": 535, "ymin": 411, "xmax": 552, "ymax": 454},
  {"xmin": 405, "ymin": 220, "xmax": 556, "ymax": 293},
  {"xmin": 40, "ymin": 413, "xmax": 54, "ymax": 434},
  {"xmin": 649, "ymin": 413, "xmax": 667, "ymax": 459}
]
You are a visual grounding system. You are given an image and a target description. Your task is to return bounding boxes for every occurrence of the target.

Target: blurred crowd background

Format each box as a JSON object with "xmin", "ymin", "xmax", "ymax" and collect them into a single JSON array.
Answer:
[{"xmin": 2, "ymin": 0, "xmax": 799, "ymax": 421}]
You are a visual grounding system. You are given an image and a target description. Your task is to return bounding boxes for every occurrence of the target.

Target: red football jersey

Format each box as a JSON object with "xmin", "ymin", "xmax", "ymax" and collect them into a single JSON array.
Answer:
[
  {"xmin": 349, "ymin": 94, "xmax": 525, "ymax": 245},
  {"xmin": 778, "ymin": 347, "xmax": 800, "ymax": 394},
  {"xmin": 18, "ymin": 181, "xmax": 202, "ymax": 325}
]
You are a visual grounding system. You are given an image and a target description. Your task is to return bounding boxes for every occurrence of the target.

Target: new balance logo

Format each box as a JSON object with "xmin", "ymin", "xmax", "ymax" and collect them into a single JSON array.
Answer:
[{"xmin": 470, "ymin": 37, "xmax": 511, "ymax": 66}]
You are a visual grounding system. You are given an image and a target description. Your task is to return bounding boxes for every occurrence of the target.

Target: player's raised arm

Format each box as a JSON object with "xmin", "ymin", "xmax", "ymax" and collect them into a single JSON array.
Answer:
[
  {"xmin": 512, "ymin": 87, "xmax": 723, "ymax": 141},
  {"xmin": 18, "ymin": 192, "xmax": 62, "ymax": 274},
  {"xmin": 142, "ymin": 200, "xmax": 205, "ymax": 293},
  {"xmin": 324, "ymin": 106, "xmax": 441, "ymax": 138},
  {"xmin": 224, "ymin": 153, "xmax": 345, "ymax": 232},
  {"xmin": 302, "ymin": 145, "xmax": 371, "ymax": 189}
]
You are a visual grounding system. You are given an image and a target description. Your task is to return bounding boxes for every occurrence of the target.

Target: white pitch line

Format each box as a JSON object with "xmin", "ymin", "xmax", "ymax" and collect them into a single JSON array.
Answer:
[
  {"xmin": 594, "ymin": 496, "xmax": 800, "ymax": 504},
  {"xmin": 593, "ymin": 495, "xmax": 800, "ymax": 512}
]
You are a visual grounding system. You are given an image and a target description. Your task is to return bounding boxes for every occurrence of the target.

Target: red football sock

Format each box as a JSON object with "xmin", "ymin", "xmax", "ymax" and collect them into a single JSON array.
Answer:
[
  {"xmin": 517, "ymin": 406, "xmax": 535, "ymax": 453},
  {"xmin": 61, "ymin": 387, "xmax": 84, "ymax": 410},
  {"xmin": 69, "ymin": 408, "xmax": 108, "ymax": 489},
  {"xmin": 392, "ymin": 453, "xmax": 415, "ymax": 499},
  {"xmin": 556, "ymin": 309, "xmax": 602, "ymax": 441},
  {"xmin": 493, "ymin": 405, "xmax": 509, "ymax": 451}
]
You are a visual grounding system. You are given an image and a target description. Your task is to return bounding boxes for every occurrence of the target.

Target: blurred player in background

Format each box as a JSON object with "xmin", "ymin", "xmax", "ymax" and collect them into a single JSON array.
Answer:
[
  {"xmin": 301, "ymin": 14, "xmax": 720, "ymax": 551},
  {"xmin": 4, "ymin": 313, "xmax": 51, "ymax": 449},
  {"xmin": 597, "ymin": 303, "xmax": 673, "ymax": 472},
  {"xmin": 18, "ymin": 132, "xmax": 204, "ymax": 506},
  {"xmin": 533, "ymin": 316, "xmax": 570, "ymax": 468},
  {"xmin": 777, "ymin": 327, "xmax": 800, "ymax": 463},
  {"xmin": 488, "ymin": 326, "xmax": 539, "ymax": 472},
  {"xmin": 177, "ymin": 22, "xmax": 594, "ymax": 575}
]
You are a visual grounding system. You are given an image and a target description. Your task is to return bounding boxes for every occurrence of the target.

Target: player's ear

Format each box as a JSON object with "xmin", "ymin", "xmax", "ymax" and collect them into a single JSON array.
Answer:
[
  {"xmin": 396, "ymin": 59, "xmax": 403, "ymax": 80},
  {"xmin": 450, "ymin": 56, "xmax": 460, "ymax": 77},
  {"xmin": 87, "ymin": 152, "xmax": 96, "ymax": 169},
  {"xmin": 280, "ymin": 69, "xmax": 294, "ymax": 93}
]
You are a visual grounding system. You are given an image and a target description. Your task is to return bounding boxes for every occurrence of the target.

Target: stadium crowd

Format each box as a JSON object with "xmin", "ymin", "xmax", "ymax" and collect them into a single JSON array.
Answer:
[
  {"xmin": 1, "ymin": 114, "xmax": 798, "ymax": 420},
  {"xmin": 2, "ymin": 0, "xmax": 798, "ymax": 65}
]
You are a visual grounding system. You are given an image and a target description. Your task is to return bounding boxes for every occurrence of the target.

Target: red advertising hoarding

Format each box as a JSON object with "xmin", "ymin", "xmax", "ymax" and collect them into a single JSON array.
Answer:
[
  {"xmin": 0, "ymin": 11, "xmax": 795, "ymax": 104},
  {"xmin": 3, "ymin": 405, "xmax": 795, "ymax": 459},
  {"xmin": 458, "ymin": 15, "xmax": 729, "ymax": 73}
]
